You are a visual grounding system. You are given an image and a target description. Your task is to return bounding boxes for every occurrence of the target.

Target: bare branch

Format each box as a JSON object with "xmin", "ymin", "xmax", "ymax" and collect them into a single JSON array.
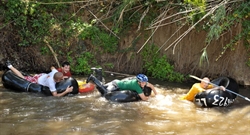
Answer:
[
  {"xmin": 157, "ymin": 22, "xmax": 186, "ymax": 53},
  {"xmin": 118, "ymin": 4, "xmax": 128, "ymax": 23},
  {"xmin": 137, "ymin": 6, "xmax": 149, "ymax": 32},
  {"xmin": 150, "ymin": 7, "xmax": 201, "ymax": 28},
  {"xmin": 43, "ymin": 37, "xmax": 60, "ymax": 68},
  {"xmin": 86, "ymin": 7, "xmax": 120, "ymax": 39},
  {"xmin": 137, "ymin": 6, "xmax": 170, "ymax": 53},
  {"xmin": 165, "ymin": 0, "xmax": 229, "ymax": 54}
]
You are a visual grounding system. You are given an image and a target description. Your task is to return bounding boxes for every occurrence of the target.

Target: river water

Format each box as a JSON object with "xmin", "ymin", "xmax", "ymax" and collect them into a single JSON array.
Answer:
[{"xmin": 0, "ymin": 74, "xmax": 249, "ymax": 135}]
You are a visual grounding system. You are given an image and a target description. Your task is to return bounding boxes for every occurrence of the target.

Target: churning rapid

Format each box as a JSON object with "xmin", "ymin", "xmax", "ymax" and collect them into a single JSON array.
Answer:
[{"xmin": 0, "ymin": 75, "xmax": 249, "ymax": 134}]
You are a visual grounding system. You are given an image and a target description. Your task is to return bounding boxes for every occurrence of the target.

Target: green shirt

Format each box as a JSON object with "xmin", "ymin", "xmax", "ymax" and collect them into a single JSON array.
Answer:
[{"xmin": 116, "ymin": 79, "xmax": 143, "ymax": 94}]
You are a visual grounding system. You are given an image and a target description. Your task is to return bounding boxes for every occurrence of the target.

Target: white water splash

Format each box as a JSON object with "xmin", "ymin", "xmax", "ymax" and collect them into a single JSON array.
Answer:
[{"xmin": 148, "ymin": 94, "xmax": 173, "ymax": 110}]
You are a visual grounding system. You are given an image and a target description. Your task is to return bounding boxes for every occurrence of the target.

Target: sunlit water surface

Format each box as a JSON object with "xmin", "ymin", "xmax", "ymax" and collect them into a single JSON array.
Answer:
[{"xmin": 0, "ymin": 75, "xmax": 249, "ymax": 135}]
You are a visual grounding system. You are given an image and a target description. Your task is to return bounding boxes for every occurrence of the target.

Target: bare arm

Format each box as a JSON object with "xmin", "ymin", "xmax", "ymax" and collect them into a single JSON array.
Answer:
[
  {"xmin": 208, "ymin": 86, "xmax": 226, "ymax": 91},
  {"xmin": 51, "ymin": 86, "xmax": 73, "ymax": 97},
  {"xmin": 138, "ymin": 93, "xmax": 149, "ymax": 101},
  {"xmin": 217, "ymin": 86, "xmax": 226, "ymax": 91},
  {"xmin": 51, "ymin": 66, "xmax": 55, "ymax": 70},
  {"xmin": 63, "ymin": 76, "xmax": 69, "ymax": 79},
  {"xmin": 147, "ymin": 82, "xmax": 157, "ymax": 95}
]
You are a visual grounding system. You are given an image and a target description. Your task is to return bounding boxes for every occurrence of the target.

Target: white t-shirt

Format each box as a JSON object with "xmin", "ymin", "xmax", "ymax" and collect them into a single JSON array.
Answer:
[{"xmin": 38, "ymin": 69, "xmax": 58, "ymax": 92}]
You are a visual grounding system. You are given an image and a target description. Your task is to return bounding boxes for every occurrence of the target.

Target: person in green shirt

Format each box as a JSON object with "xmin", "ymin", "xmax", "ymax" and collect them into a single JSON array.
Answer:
[{"xmin": 104, "ymin": 74, "xmax": 157, "ymax": 101}]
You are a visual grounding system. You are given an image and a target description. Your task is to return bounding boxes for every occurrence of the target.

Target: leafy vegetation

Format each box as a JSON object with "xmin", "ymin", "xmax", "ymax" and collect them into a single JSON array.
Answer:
[
  {"xmin": 2, "ymin": 0, "xmax": 117, "ymax": 74},
  {"xmin": 183, "ymin": 0, "xmax": 250, "ymax": 67},
  {"xmin": 2, "ymin": 0, "xmax": 250, "ymax": 81},
  {"xmin": 79, "ymin": 25, "xmax": 119, "ymax": 54},
  {"xmin": 69, "ymin": 52, "xmax": 97, "ymax": 75},
  {"xmin": 141, "ymin": 44, "xmax": 185, "ymax": 82}
]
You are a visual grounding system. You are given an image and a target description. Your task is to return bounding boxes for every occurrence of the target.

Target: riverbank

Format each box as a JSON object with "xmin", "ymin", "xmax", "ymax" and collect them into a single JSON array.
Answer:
[
  {"xmin": 0, "ymin": 71, "xmax": 3, "ymax": 84},
  {"xmin": 1, "ymin": 70, "xmax": 250, "ymax": 88}
]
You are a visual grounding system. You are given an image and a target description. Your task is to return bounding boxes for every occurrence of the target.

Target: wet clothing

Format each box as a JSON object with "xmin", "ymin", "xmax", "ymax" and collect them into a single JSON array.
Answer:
[
  {"xmin": 24, "ymin": 74, "xmax": 44, "ymax": 83},
  {"xmin": 181, "ymin": 83, "xmax": 213, "ymax": 101},
  {"xmin": 104, "ymin": 79, "xmax": 119, "ymax": 92},
  {"xmin": 38, "ymin": 69, "xmax": 58, "ymax": 92},
  {"xmin": 57, "ymin": 68, "xmax": 71, "ymax": 77},
  {"xmin": 116, "ymin": 79, "xmax": 143, "ymax": 94}
]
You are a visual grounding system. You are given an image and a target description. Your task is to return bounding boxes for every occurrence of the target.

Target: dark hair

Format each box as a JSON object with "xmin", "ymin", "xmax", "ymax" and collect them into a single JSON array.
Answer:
[
  {"xmin": 54, "ymin": 72, "xmax": 63, "ymax": 80},
  {"xmin": 62, "ymin": 61, "xmax": 70, "ymax": 67}
]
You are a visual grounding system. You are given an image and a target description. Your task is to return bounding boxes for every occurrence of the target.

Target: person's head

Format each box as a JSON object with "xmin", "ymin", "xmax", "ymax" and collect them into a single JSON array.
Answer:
[
  {"xmin": 61, "ymin": 61, "xmax": 70, "ymax": 72},
  {"xmin": 136, "ymin": 74, "xmax": 148, "ymax": 88},
  {"xmin": 200, "ymin": 77, "xmax": 210, "ymax": 89},
  {"xmin": 54, "ymin": 72, "xmax": 64, "ymax": 82}
]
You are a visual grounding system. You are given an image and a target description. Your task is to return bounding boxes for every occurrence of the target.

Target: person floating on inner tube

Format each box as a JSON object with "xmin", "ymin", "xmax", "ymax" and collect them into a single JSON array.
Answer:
[
  {"xmin": 180, "ymin": 77, "xmax": 226, "ymax": 101},
  {"xmin": 57, "ymin": 61, "xmax": 71, "ymax": 79},
  {"xmin": 6, "ymin": 61, "xmax": 73, "ymax": 97},
  {"xmin": 88, "ymin": 74, "xmax": 157, "ymax": 101}
]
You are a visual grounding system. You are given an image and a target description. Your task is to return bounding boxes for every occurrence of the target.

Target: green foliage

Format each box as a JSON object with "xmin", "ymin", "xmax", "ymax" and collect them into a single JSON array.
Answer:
[
  {"xmin": 40, "ymin": 46, "xmax": 50, "ymax": 55},
  {"xmin": 205, "ymin": 6, "xmax": 227, "ymax": 45},
  {"xmin": 4, "ymin": 0, "xmax": 250, "ymax": 78},
  {"xmin": 4, "ymin": 0, "xmax": 60, "ymax": 46},
  {"xmin": 141, "ymin": 44, "xmax": 185, "ymax": 82},
  {"xmin": 199, "ymin": 48, "xmax": 209, "ymax": 67},
  {"xmin": 184, "ymin": 0, "xmax": 206, "ymax": 8},
  {"xmin": 78, "ymin": 22, "xmax": 98, "ymax": 40},
  {"xmin": 70, "ymin": 52, "xmax": 97, "ymax": 75},
  {"xmin": 2, "ymin": 0, "xmax": 103, "ymax": 73},
  {"xmin": 184, "ymin": 0, "xmax": 206, "ymax": 24},
  {"xmin": 108, "ymin": 0, "xmax": 166, "ymax": 34},
  {"xmin": 247, "ymin": 58, "xmax": 250, "ymax": 67},
  {"xmin": 103, "ymin": 63, "xmax": 115, "ymax": 69},
  {"xmin": 93, "ymin": 32, "xmax": 118, "ymax": 54},
  {"xmin": 184, "ymin": 1, "xmax": 250, "ymax": 69},
  {"xmin": 78, "ymin": 24, "xmax": 118, "ymax": 54},
  {"xmin": 207, "ymin": 2, "xmax": 250, "ymax": 65}
]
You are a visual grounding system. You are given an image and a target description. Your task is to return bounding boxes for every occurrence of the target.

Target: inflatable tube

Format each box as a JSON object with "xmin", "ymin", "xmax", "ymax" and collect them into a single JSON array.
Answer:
[
  {"xmin": 104, "ymin": 90, "xmax": 141, "ymax": 102},
  {"xmin": 78, "ymin": 81, "xmax": 95, "ymax": 93},
  {"xmin": 194, "ymin": 77, "xmax": 239, "ymax": 107},
  {"xmin": 2, "ymin": 70, "xmax": 79, "ymax": 96},
  {"xmin": 104, "ymin": 86, "xmax": 152, "ymax": 102},
  {"xmin": 87, "ymin": 75, "xmax": 152, "ymax": 102}
]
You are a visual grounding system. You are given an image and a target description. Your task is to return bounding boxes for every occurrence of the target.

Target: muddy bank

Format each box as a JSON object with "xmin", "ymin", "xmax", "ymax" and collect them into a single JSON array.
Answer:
[
  {"xmin": 153, "ymin": 23, "xmax": 250, "ymax": 85},
  {"xmin": 1, "ymin": 2, "xmax": 250, "ymax": 86}
]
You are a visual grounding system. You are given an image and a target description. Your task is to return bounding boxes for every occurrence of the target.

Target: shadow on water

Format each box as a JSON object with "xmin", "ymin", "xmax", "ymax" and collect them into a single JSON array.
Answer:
[{"xmin": 0, "ymin": 73, "xmax": 249, "ymax": 134}]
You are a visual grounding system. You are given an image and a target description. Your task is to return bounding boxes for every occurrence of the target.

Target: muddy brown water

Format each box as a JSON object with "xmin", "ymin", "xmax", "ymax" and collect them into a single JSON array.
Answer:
[{"xmin": 0, "ymin": 74, "xmax": 249, "ymax": 135}]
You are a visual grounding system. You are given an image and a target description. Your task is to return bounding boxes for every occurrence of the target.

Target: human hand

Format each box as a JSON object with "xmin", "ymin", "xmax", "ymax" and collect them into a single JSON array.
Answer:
[
  {"xmin": 51, "ymin": 66, "xmax": 55, "ymax": 70},
  {"xmin": 63, "ymin": 76, "xmax": 69, "ymax": 79},
  {"xmin": 219, "ymin": 86, "xmax": 226, "ymax": 91},
  {"xmin": 66, "ymin": 86, "xmax": 73, "ymax": 93}
]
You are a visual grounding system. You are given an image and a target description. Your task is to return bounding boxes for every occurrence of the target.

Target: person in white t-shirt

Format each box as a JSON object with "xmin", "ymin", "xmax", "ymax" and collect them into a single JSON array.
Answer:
[{"xmin": 6, "ymin": 61, "xmax": 73, "ymax": 97}]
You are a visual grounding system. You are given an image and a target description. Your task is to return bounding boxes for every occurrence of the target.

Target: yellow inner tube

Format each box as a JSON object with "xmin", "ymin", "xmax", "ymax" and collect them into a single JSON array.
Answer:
[{"xmin": 78, "ymin": 80, "xmax": 95, "ymax": 93}]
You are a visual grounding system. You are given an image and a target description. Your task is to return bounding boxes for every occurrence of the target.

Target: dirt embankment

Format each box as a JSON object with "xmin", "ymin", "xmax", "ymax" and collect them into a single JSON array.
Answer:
[
  {"xmin": 152, "ymin": 22, "xmax": 250, "ymax": 85},
  {"xmin": 1, "ymin": 5, "xmax": 249, "ymax": 86}
]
